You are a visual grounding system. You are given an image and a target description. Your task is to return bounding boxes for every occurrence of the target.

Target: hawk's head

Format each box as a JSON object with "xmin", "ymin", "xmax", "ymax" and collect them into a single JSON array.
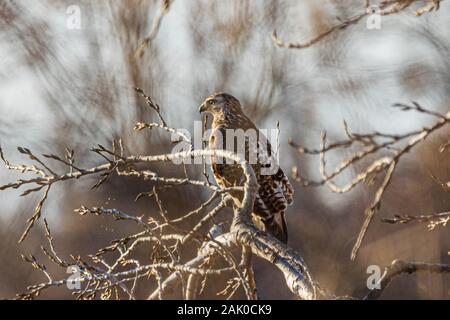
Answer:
[{"xmin": 199, "ymin": 93, "xmax": 242, "ymax": 116}]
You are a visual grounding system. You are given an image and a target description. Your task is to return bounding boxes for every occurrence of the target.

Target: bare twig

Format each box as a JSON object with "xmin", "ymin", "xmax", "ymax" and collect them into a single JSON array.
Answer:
[
  {"xmin": 135, "ymin": 0, "xmax": 173, "ymax": 58},
  {"xmin": 272, "ymin": 0, "xmax": 443, "ymax": 49},
  {"xmin": 382, "ymin": 211, "xmax": 450, "ymax": 230},
  {"xmin": 365, "ymin": 259, "xmax": 450, "ymax": 300},
  {"xmin": 290, "ymin": 104, "xmax": 449, "ymax": 260}
]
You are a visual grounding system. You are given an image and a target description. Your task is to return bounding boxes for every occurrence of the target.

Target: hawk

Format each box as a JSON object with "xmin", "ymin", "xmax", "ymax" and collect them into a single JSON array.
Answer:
[{"xmin": 199, "ymin": 93, "xmax": 293, "ymax": 243}]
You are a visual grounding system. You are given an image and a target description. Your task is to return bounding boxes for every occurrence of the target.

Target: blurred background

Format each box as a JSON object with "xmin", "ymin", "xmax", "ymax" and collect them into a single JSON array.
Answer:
[{"xmin": 0, "ymin": 0, "xmax": 449, "ymax": 299}]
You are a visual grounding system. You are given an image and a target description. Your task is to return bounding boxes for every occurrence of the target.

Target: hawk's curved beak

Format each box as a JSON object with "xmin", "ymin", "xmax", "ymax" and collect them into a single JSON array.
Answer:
[{"xmin": 199, "ymin": 102, "xmax": 207, "ymax": 113}]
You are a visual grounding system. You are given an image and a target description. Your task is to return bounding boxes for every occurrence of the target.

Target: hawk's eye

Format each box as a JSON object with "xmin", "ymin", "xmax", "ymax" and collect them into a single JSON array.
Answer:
[{"xmin": 209, "ymin": 99, "xmax": 216, "ymax": 105}]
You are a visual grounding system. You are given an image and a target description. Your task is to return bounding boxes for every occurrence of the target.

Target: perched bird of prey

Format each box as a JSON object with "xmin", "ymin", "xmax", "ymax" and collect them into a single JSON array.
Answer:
[{"xmin": 199, "ymin": 93, "xmax": 293, "ymax": 243}]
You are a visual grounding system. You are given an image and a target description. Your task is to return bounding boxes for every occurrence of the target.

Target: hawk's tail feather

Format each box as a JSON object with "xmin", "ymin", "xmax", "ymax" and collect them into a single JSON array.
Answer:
[{"xmin": 252, "ymin": 211, "xmax": 288, "ymax": 244}]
